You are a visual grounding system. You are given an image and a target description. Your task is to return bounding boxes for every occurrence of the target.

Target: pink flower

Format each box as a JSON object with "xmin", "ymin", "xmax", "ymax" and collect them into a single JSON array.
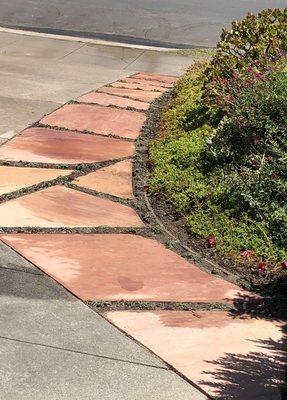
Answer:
[
  {"xmin": 241, "ymin": 250, "xmax": 253, "ymax": 258},
  {"xmin": 258, "ymin": 262, "xmax": 267, "ymax": 272},
  {"xmin": 219, "ymin": 78, "xmax": 228, "ymax": 85},
  {"xmin": 253, "ymin": 138, "xmax": 261, "ymax": 146},
  {"xmin": 206, "ymin": 235, "xmax": 217, "ymax": 248},
  {"xmin": 282, "ymin": 260, "xmax": 287, "ymax": 270}
]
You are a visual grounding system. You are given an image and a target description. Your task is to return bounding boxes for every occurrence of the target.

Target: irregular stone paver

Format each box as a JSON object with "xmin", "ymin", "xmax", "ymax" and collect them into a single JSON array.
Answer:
[
  {"xmin": 0, "ymin": 127, "xmax": 134, "ymax": 164},
  {"xmin": 73, "ymin": 160, "xmax": 134, "ymax": 199},
  {"xmin": 77, "ymin": 92, "xmax": 150, "ymax": 111},
  {"xmin": 133, "ymin": 72, "xmax": 179, "ymax": 84},
  {"xmin": 106, "ymin": 310, "xmax": 285, "ymax": 400},
  {"xmin": 0, "ymin": 186, "xmax": 143, "ymax": 228},
  {"xmin": 0, "ymin": 234, "xmax": 246, "ymax": 302},
  {"xmin": 41, "ymin": 104, "xmax": 146, "ymax": 140},
  {"xmin": 99, "ymin": 87, "xmax": 160, "ymax": 103},
  {"xmin": 0, "ymin": 166, "xmax": 72, "ymax": 195},
  {"xmin": 121, "ymin": 77, "xmax": 174, "ymax": 89},
  {"xmin": 110, "ymin": 81, "xmax": 167, "ymax": 92}
]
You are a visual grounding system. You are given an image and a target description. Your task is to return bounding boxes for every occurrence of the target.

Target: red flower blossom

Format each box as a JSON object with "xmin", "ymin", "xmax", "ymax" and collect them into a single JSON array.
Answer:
[
  {"xmin": 282, "ymin": 260, "xmax": 287, "ymax": 270},
  {"xmin": 219, "ymin": 78, "xmax": 228, "ymax": 85},
  {"xmin": 241, "ymin": 250, "xmax": 253, "ymax": 258},
  {"xmin": 258, "ymin": 262, "xmax": 267, "ymax": 272},
  {"xmin": 206, "ymin": 235, "xmax": 217, "ymax": 248}
]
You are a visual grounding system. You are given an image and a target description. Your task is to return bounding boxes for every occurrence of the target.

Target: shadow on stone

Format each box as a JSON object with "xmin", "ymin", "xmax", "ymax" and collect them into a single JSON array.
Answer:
[
  {"xmin": 199, "ymin": 291, "xmax": 287, "ymax": 400},
  {"xmin": 199, "ymin": 335, "xmax": 286, "ymax": 400}
]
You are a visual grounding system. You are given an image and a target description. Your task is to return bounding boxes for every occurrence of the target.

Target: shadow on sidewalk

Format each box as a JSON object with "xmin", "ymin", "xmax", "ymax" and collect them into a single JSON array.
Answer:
[{"xmin": 199, "ymin": 290, "xmax": 287, "ymax": 400}]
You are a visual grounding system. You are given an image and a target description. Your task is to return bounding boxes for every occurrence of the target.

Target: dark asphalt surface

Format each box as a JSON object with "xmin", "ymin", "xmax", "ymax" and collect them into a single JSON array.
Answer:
[{"xmin": 0, "ymin": 0, "xmax": 286, "ymax": 47}]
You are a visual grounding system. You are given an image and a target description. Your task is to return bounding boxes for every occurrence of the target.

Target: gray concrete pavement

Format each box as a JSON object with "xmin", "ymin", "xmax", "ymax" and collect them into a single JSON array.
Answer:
[
  {"xmin": 0, "ymin": 31, "xmax": 208, "ymax": 398},
  {"xmin": 0, "ymin": 242, "xmax": 207, "ymax": 399},
  {"xmin": 0, "ymin": 0, "xmax": 285, "ymax": 47},
  {"xmin": 0, "ymin": 30, "xmax": 195, "ymax": 141}
]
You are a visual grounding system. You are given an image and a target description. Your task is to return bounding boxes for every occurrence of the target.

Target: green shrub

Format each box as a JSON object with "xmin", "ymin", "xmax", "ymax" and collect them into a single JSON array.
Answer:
[{"xmin": 204, "ymin": 72, "xmax": 287, "ymax": 250}]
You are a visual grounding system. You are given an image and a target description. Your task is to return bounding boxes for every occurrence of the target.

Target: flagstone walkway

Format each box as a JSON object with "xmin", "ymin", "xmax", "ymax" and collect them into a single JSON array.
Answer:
[{"xmin": 0, "ymin": 72, "xmax": 285, "ymax": 399}]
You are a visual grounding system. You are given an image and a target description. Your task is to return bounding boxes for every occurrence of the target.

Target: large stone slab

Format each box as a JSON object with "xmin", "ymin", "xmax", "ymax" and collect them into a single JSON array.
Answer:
[
  {"xmin": 73, "ymin": 160, "xmax": 134, "ymax": 199},
  {"xmin": 41, "ymin": 104, "xmax": 146, "ymax": 140},
  {"xmin": 0, "ymin": 166, "xmax": 72, "ymax": 196},
  {"xmin": 0, "ymin": 186, "xmax": 143, "ymax": 228},
  {"xmin": 120, "ymin": 77, "xmax": 174, "ymax": 89},
  {"xmin": 1, "ymin": 234, "xmax": 246, "ymax": 302},
  {"xmin": 107, "ymin": 310, "xmax": 285, "ymax": 400},
  {"xmin": 77, "ymin": 91, "xmax": 150, "ymax": 111},
  {"xmin": 0, "ymin": 127, "xmax": 134, "ymax": 165},
  {"xmin": 99, "ymin": 86, "xmax": 161, "ymax": 103},
  {"xmin": 132, "ymin": 72, "xmax": 179, "ymax": 84},
  {"xmin": 110, "ymin": 80, "xmax": 167, "ymax": 92},
  {"xmin": 0, "ymin": 248, "xmax": 205, "ymax": 400}
]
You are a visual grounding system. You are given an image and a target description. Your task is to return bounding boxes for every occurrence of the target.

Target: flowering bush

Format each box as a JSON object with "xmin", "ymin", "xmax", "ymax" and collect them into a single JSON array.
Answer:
[
  {"xmin": 202, "ymin": 71, "xmax": 287, "ymax": 261},
  {"xmin": 205, "ymin": 8, "xmax": 287, "ymax": 86},
  {"xmin": 149, "ymin": 8, "xmax": 287, "ymax": 275}
]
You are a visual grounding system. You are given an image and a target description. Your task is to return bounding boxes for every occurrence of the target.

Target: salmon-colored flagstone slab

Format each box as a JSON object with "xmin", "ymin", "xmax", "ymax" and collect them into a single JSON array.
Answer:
[
  {"xmin": 0, "ymin": 186, "xmax": 143, "ymax": 228},
  {"xmin": 1, "ymin": 234, "xmax": 246, "ymax": 302},
  {"xmin": 0, "ymin": 127, "xmax": 134, "ymax": 165},
  {"xmin": 73, "ymin": 160, "xmax": 134, "ymax": 199},
  {"xmin": 121, "ymin": 77, "xmax": 174, "ymax": 89},
  {"xmin": 133, "ymin": 72, "xmax": 179, "ymax": 84},
  {"xmin": 41, "ymin": 104, "xmax": 146, "ymax": 140},
  {"xmin": 110, "ymin": 80, "xmax": 167, "ymax": 93},
  {"xmin": 99, "ymin": 87, "xmax": 160, "ymax": 103},
  {"xmin": 107, "ymin": 310, "xmax": 285, "ymax": 400},
  {"xmin": 77, "ymin": 92, "xmax": 150, "ymax": 111},
  {"xmin": 0, "ymin": 166, "xmax": 72, "ymax": 195}
]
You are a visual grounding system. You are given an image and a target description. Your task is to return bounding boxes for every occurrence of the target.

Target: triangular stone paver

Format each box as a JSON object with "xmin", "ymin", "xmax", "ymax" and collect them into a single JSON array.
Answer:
[
  {"xmin": 41, "ymin": 104, "xmax": 146, "ymax": 140},
  {"xmin": 106, "ymin": 310, "xmax": 285, "ymax": 400},
  {"xmin": 0, "ymin": 127, "xmax": 135, "ymax": 165},
  {"xmin": 110, "ymin": 81, "xmax": 167, "ymax": 92},
  {"xmin": 77, "ymin": 92, "xmax": 150, "ymax": 111},
  {"xmin": 99, "ymin": 87, "xmax": 161, "ymax": 103},
  {"xmin": 132, "ymin": 72, "xmax": 179, "ymax": 84},
  {"xmin": 73, "ymin": 160, "xmax": 134, "ymax": 199},
  {"xmin": 1, "ymin": 234, "xmax": 247, "ymax": 302},
  {"xmin": 0, "ymin": 186, "xmax": 143, "ymax": 228},
  {"xmin": 0, "ymin": 166, "xmax": 72, "ymax": 195}
]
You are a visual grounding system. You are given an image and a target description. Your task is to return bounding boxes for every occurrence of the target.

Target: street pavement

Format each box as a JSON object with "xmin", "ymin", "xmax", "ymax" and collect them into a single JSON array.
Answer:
[{"xmin": 0, "ymin": 0, "xmax": 285, "ymax": 47}]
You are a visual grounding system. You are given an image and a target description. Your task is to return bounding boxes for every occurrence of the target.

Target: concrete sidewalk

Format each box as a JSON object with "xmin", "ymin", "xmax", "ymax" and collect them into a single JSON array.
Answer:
[
  {"xmin": 0, "ymin": 31, "xmax": 206, "ymax": 399},
  {"xmin": 0, "ymin": 30, "xmax": 195, "ymax": 142}
]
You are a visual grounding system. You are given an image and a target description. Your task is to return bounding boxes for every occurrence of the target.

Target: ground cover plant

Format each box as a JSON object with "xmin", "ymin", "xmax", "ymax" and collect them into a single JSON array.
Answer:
[{"xmin": 149, "ymin": 8, "xmax": 287, "ymax": 279}]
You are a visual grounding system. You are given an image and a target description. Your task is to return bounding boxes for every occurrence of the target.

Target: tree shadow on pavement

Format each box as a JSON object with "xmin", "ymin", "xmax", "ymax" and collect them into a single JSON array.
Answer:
[
  {"xmin": 200, "ymin": 291, "xmax": 287, "ymax": 400},
  {"xmin": 199, "ymin": 336, "xmax": 286, "ymax": 399}
]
